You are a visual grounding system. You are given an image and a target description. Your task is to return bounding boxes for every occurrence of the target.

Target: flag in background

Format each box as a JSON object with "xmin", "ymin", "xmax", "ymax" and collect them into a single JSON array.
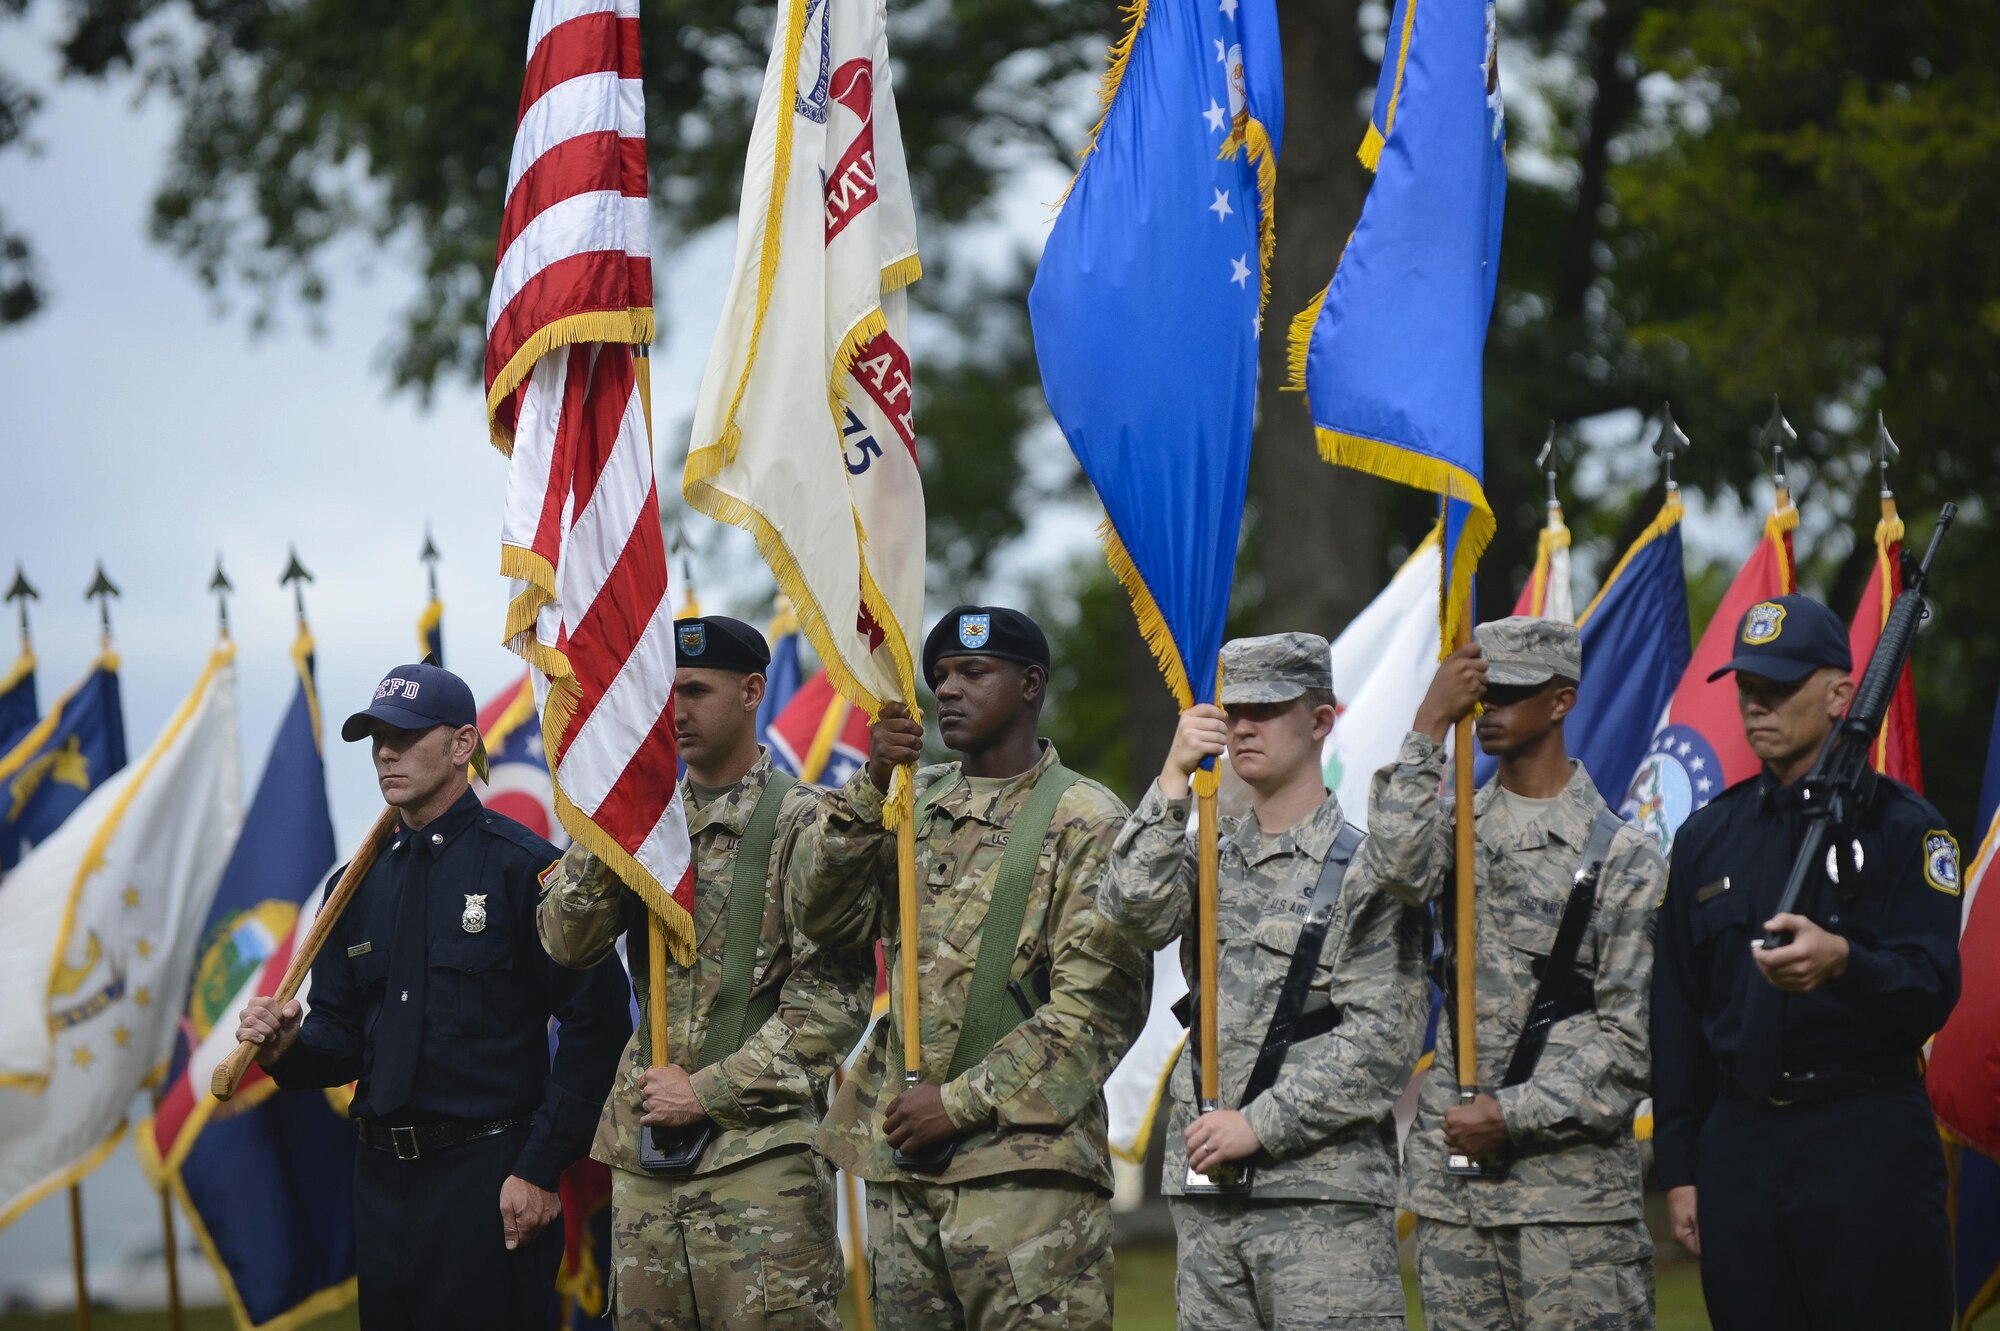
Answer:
[
  {"xmin": 139, "ymin": 624, "xmax": 355, "ymax": 1331},
  {"xmin": 757, "ymin": 601, "xmax": 804, "ymax": 751},
  {"xmin": 1512, "ymin": 499, "xmax": 1574, "ymax": 622},
  {"xmin": 0, "ymin": 651, "xmax": 32, "ymax": 756},
  {"xmin": 0, "ymin": 644, "xmax": 242, "ymax": 1223},
  {"xmin": 0, "ymin": 653, "xmax": 127, "ymax": 874},
  {"xmin": 1846, "ymin": 500, "xmax": 1923, "ymax": 790},
  {"xmin": 768, "ymin": 668, "xmax": 872, "ymax": 787},
  {"xmin": 1618, "ymin": 492, "xmax": 1796, "ymax": 854},
  {"xmin": 1563, "ymin": 493, "xmax": 1692, "ymax": 806},
  {"xmin": 1294, "ymin": 0, "xmax": 1505, "ymax": 649},
  {"xmin": 1323, "ymin": 532, "xmax": 1442, "ymax": 825},
  {"xmin": 1929, "ymin": 688, "xmax": 2000, "ymax": 1325},
  {"xmin": 486, "ymin": 0, "xmax": 695, "ymax": 960},
  {"xmin": 685, "ymin": 0, "xmax": 927, "ymax": 752},
  {"xmin": 475, "ymin": 671, "xmax": 566, "ymax": 848},
  {"xmin": 1028, "ymin": 0, "xmax": 1280, "ymax": 709}
]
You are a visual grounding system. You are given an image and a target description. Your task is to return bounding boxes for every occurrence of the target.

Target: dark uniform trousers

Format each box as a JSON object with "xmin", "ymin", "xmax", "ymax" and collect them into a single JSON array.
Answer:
[
  {"xmin": 1694, "ymin": 1084, "xmax": 1951, "ymax": 1331},
  {"xmin": 353, "ymin": 1124, "xmax": 565, "ymax": 1330}
]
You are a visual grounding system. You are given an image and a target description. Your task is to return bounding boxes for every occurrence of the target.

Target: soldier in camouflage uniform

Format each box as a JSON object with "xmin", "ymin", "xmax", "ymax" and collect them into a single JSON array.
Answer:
[
  {"xmin": 1360, "ymin": 616, "xmax": 1665, "ymax": 1331},
  {"xmin": 793, "ymin": 605, "xmax": 1151, "ymax": 1331},
  {"xmin": 537, "ymin": 616, "xmax": 875, "ymax": 1329},
  {"xmin": 1101, "ymin": 632, "xmax": 1429, "ymax": 1331}
]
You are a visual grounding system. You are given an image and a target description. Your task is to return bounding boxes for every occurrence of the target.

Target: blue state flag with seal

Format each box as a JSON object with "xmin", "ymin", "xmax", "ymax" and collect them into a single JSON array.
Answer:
[
  {"xmin": 1293, "ymin": 0, "xmax": 1507, "ymax": 646},
  {"xmin": 1028, "ymin": 0, "xmax": 1282, "ymax": 706},
  {"xmin": 0, "ymin": 652, "xmax": 126, "ymax": 872},
  {"xmin": 140, "ymin": 622, "xmax": 356, "ymax": 1329},
  {"xmin": 1473, "ymin": 493, "xmax": 1691, "ymax": 805},
  {"xmin": 0, "ymin": 643, "xmax": 33, "ymax": 754}
]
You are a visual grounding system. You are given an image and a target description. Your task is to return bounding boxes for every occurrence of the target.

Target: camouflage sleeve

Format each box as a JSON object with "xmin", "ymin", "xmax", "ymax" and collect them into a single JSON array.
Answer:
[
  {"xmin": 690, "ymin": 793, "xmax": 876, "ymax": 1129},
  {"xmin": 939, "ymin": 806, "xmax": 1153, "ymax": 1132},
  {"xmin": 1357, "ymin": 730, "xmax": 1456, "ymax": 907},
  {"xmin": 1098, "ymin": 781, "xmax": 1197, "ymax": 952},
  {"xmin": 1495, "ymin": 831, "xmax": 1663, "ymax": 1148},
  {"xmin": 788, "ymin": 766, "xmax": 894, "ymax": 950},
  {"xmin": 1242, "ymin": 863, "xmax": 1431, "ymax": 1158},
  {"xmin": 536, "ymin": 842, "xmax": 627, "ymax": 969}
]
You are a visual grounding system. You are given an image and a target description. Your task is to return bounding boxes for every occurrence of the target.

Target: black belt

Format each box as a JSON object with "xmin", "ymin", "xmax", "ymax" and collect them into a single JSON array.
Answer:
[
  {"xmin": 357, "ymin": 1115, "xmax": 535, "ymax": 1161},
  {"xmin": 1724, "ymin": 1062, "xmax": 1921, "ymax": 1108}
]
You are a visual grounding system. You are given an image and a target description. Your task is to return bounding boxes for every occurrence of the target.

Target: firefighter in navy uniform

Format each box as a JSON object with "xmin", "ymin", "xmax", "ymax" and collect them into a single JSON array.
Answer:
[
  {"xmin": 1651, "ymin": 595, "xmax": 1961, "ymax": 1331},
  {"xmin": 235, "ymin": 662, "xmax": 632, "ymax": 1331}
]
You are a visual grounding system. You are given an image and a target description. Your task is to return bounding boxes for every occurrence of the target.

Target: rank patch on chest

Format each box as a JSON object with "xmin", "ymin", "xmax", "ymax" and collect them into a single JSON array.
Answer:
[
  {"xmin": 1925, "ymin": 831, "xmax": 1961, "ymax": 897},
  {"xmin": 462, "ymin": 893, "xmax": 490, "ymax": 932}
]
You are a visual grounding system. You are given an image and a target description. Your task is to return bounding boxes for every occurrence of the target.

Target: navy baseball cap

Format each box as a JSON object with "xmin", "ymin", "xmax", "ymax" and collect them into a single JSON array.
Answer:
[
  {"xmin": 1706, "ymin": 594, "xmax": 1853, "ymax": 684},
  {"xmin": 342, "ymin": 663, "xmax": 489, "ymax": 776}
]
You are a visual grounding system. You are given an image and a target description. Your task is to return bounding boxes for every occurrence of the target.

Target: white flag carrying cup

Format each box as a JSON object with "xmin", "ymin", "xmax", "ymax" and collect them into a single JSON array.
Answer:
[
  {"xmin": 0, "ymin": 645, "xmax": 242, "ymax": 1226},
  {"xmin": 684, "ymin": 0, "xmax": 925, "ymax": 723}
]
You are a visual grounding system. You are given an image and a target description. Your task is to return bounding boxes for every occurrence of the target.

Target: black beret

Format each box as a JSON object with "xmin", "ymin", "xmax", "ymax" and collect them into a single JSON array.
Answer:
[
  {"xmin": 922, "ymin": 605, "xmax": 1051, "ymax": 689},
  {"xmin": 674, "ymin": 616, "xmax": 771, "ymax": 674}
]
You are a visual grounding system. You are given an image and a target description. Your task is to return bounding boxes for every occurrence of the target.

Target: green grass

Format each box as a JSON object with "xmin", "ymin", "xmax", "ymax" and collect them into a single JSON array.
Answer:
[{"xmin": 3, "ymin": 1245, "xmax": 1980, "ymax": 1330}]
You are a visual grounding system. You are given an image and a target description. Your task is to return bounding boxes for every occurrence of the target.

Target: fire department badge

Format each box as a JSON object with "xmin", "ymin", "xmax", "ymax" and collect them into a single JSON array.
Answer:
[{"xmin": 461, "ymin": 894, "xmax": 489, "ymax": 933}]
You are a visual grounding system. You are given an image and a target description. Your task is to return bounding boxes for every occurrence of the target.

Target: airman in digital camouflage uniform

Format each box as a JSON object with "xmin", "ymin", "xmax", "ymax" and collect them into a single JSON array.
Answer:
[
  {"xmin": 1100, "ymin": 632, "xmax": 1428, "ymax": 1331},
  {"xmin": 1361, "ymin": 616, "xmax": 1664, "ymax": 1331},
  {"xmin": 537, "ymin": 617, "xmax": 875, "ymax": 1329},
  {"xmin": 793, "ymin": 605, "xmax": 1151, "ymax": 1331}
]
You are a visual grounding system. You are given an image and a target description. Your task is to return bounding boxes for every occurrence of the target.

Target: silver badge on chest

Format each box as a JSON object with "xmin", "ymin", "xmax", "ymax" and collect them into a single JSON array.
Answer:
[{"xmin": 461, "ymin": 893, "xmax": 489, "ymax": 933}]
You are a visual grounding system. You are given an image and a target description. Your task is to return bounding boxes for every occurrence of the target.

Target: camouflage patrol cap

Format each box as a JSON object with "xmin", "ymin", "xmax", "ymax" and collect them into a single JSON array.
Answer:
[
  {"xmin": 1218, "ymin": 632, "xmax": 1334, "ymax": 705},
  {"xmin": 1476, "ymin": 616, "xmax": 1582, "ymax": 687}
]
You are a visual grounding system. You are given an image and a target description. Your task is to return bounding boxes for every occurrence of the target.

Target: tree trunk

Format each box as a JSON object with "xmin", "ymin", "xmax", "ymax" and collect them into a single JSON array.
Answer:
[{"xmin": 1248, "ymin": 0, "xmax": 1389, "ymax": 640}]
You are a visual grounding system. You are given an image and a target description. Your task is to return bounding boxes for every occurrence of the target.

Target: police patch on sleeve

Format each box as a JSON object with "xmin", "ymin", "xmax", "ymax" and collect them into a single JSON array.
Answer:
[
  {"xmin": 1924, "ymin": 830, "xmax": 1961, "ymax": 897},
  {"xmin": 1742, "ymin": 601, "xmax": 1786, "ymax": 645}
]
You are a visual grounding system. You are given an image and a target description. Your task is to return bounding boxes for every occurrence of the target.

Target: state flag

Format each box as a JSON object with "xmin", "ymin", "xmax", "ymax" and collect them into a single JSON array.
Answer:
[{"xmin": 0, "ymin": 653, "xmax": 127, "ymax": 873}]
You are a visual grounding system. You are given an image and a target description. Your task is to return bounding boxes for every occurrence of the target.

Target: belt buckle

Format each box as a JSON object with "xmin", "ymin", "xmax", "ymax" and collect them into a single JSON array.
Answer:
[{"xmin": 390, "ymin": 1125, "xmax": 422, "ymax": 1161}]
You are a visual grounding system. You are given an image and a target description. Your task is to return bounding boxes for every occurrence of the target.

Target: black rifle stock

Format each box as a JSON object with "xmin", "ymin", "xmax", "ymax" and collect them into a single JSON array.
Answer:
[{"xmin": 1760, "ymin": 502, "xmax": 1956, "ymax": 949}]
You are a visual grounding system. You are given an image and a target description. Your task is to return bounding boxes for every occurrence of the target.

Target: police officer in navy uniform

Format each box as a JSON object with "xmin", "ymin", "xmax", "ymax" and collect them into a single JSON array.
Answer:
[
  {"xmin": 235, "ymin": 662, "xmax": 632, "ymax": 1330},
  {"xmin": 1651, "ymin": 595, "xmax": 1961, "ymax": 1331}
]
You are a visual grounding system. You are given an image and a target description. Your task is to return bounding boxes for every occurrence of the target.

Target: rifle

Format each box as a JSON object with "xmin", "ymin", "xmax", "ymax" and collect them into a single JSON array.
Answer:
[{"xmin": 1760, "ymin": 501, "xmax": 1956, "ymax": 949}]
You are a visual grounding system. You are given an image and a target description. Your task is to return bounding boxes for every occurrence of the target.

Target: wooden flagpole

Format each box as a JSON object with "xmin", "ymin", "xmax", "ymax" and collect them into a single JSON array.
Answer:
[
  {"xmin": 68, "ymin": 1184, "xmax": 89, "ymax": 1331},
  {"xmin": 1451, "ymin": 613, "xmax": 1478, "ymax": 1094},
  {"xmin": 897, "ymin": 776, "xmax": 920, "ymax": 1084},
  {"xmin": 158, "ymin": 1185, "xmax": 184, "ymax": 1331},
  {"xmin": 1196, "ymin": 654, "xmax": 1224, "ymax": 1109}
]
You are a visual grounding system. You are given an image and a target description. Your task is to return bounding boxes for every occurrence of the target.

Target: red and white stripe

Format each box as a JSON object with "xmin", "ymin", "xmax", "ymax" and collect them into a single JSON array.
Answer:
[
  {"xmin": 488, "ymin": 0, "xmax": 693, "ymax": 956},
  {"xmin": 485, "ymin": 0, "xmax": 653, "ymax": 447}
]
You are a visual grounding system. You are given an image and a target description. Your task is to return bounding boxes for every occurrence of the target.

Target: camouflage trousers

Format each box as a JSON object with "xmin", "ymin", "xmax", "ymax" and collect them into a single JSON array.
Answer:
[
  {"xmin": 609, "ymin": 1145, "xmax": 843, "ymax": 1330},
  {"xmin": 1413, "ymin": 1216, "xmax": 1654, "ymax": 1331},
  {"xmin": 864, "ymin": 1170, "xmax": 1113, "ymax": 1331},
  {"xmin": 1167, "ymin": 1196, "xmax": 1407, "ymax": 1331}
]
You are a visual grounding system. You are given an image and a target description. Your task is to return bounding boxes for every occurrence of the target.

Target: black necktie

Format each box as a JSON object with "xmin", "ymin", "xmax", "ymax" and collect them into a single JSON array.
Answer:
[{"xmin": 369, "ymin": 847, "xmax": 429, "ymax": 1119}]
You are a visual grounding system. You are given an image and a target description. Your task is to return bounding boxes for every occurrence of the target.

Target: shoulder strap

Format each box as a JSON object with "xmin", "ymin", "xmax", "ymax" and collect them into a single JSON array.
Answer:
[
  {"xmin": 1500, "ymin": 808, "xmax": 1622, "ymax": 1089},
  {"xmin": 1240, "ymin": 820, "xmax": 1365, "ymax": 1106},
  {"xmin": 944, "ymin": 764, "xmax": 1083, "ymax": 1081},
  {"xmin": 698, "ymin": 770, "xmax": 799, "ymax": 1068}
]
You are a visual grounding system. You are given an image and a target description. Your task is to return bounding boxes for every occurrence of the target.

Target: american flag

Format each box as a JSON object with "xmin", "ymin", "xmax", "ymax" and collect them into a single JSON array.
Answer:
[{"xmin": 485, "ymin": 0, "xmax": 694, "ymax": 961}]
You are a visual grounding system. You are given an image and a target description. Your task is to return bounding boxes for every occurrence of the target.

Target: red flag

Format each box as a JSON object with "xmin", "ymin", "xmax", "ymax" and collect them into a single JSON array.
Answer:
[
  {"xmin": 1620, "ymin": 501, "xmax": 1796, "ymax": 853},
  {"xmin": 767, "ymin": 670, "xmax": 871, "ymax": 788},
  {"xmin": 1846, "ymin": 507, "xmax": 1923, "ymax": 791}
]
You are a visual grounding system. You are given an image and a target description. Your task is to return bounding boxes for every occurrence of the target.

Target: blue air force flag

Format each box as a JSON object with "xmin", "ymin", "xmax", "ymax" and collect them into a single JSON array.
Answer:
[
  {"xmin": 1296, "ymin": 0, "xmax": 1506, "ymax": 644},
  {"xmin": 1029, "ymin": 0, "xmax": 1282, "ymax": 706},
  {"xmin": 0, "ymin": 654, "xmax": 127, "ymax": 873}
]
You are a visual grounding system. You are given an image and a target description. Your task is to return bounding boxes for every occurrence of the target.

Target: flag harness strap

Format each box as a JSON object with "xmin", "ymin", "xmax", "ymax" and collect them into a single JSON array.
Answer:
[
  {"xmin": 912, "ymin": 764, "xmax": 1081, "ymax": 1082},
  {"xmin": 698, "ymin": 769, "xmax": 797, "ymax": 1068}
]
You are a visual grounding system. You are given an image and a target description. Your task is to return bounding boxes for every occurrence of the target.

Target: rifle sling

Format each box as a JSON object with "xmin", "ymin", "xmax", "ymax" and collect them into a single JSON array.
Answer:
[{"xmin": 1499, "ymin": 809, "xmax": 1623, "ymax": 1089}]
